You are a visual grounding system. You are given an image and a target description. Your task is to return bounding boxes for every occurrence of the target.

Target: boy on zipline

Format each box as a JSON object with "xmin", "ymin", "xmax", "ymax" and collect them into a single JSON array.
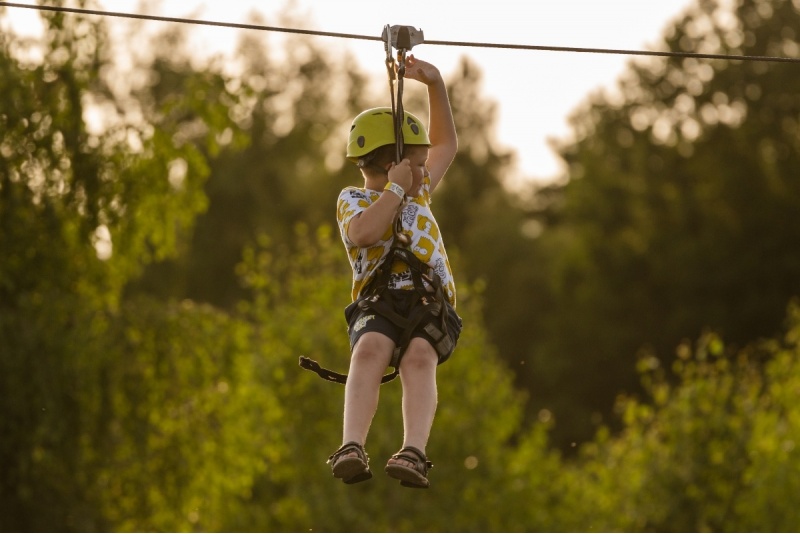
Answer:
[{"xmin": 329, "ymin": 54, "xmax": 462, "ymax": 489}]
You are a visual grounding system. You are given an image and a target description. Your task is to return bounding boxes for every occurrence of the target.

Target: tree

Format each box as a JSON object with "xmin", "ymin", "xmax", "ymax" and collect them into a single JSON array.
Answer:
[
  {"xmin": 525, "ymin": 0, "xmax": 800, "ymax": 447},
  {"xmin": 0, "ymin": 5, "xmax": 269, "ymax": 530},
  {"xmin": 432, "ymin": 57, "xmax": 548, "ymax": 410},
  {"xmin": 8, "ymin": 4, "xmax": 800, "ymax": 531},
  {"xmin": 550, "ymin": 302, "xmax": 800, "ymax": 531},
  {"xmin": 233, "ymin": 225, "xmax": 548, "ymax": 532},
  {"xmin": 131, "ymin": 25, "xmax": 370, "ymax": 309}
]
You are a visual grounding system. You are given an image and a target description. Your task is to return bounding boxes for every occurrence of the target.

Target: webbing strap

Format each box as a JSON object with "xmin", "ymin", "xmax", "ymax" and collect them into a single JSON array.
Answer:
[
  {"xmin": 384, "ymin": 26, "xmax": 412, "ymax": 247},
  {"xmin": 299, "ymin": 355, "xmax": 399, "ymax": 384},
  {"xmin": 384, "ymin": 24, "xmax": 412, "ymax": 166}
]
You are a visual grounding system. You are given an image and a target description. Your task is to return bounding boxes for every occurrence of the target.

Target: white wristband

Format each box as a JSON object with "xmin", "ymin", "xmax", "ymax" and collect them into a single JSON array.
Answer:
[{"xmin": 384, "ymin": 181, "xmax": 405, "ymax": 199}]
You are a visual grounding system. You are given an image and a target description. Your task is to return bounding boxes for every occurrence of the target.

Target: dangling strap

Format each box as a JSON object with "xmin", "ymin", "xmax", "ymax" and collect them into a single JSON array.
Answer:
[{"xmin": 299, "ymin": 355, "xmax": 399, "ymax": 384}]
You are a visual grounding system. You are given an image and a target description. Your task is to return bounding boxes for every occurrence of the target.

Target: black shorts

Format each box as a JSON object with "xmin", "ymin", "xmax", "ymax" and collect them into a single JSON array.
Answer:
[{"xmin": 344, "ymin": 289, "xmax": 463, "ymax": 364}]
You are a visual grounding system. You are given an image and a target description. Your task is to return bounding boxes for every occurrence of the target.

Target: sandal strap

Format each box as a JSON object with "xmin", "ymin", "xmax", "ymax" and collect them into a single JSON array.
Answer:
[
  {"xmin": 391, "ymin": 446, "xmax": 433, "ymax": 472},
  {"xmin": 328, "ymin": 441, "xmax": 368, "ymax": 464}
]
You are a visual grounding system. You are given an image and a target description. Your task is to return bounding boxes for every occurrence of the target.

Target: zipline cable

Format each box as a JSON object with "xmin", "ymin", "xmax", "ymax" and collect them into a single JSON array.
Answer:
[
  {"xmin": 2, "ymin": 1, "xmax": 800, "ymax": 64},
  {"xmin": 0, "ymin": 1, "xmax": 379, "ymax": 41}
]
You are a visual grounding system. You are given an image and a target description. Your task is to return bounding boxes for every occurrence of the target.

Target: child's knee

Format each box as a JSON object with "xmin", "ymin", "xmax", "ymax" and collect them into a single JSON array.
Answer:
[
  {"xmin": 400, "ymin": 339, "xmax": 438, "ymax": 370},
  {"xmin": 352, "ymin": 333, "xmax": 394, "ymax": 366}
]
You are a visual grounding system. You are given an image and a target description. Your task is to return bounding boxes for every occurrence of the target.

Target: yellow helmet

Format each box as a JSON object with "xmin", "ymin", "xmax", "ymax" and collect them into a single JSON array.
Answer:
[{"xmin": 346, "ymin": 107, "xmax": 430, "ymax": 161}]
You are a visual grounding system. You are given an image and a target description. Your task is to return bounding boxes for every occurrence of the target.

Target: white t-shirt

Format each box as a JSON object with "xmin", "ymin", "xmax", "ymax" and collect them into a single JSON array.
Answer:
[{"xmin": 336, "ymin": 174, "xmax": 456, "ymax": 307}]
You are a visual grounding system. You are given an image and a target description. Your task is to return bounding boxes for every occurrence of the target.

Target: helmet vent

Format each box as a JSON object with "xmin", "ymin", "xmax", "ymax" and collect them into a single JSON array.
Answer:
[{"xmin": 357, "ymin": 135, "xmax": 366, "ymax": 148}]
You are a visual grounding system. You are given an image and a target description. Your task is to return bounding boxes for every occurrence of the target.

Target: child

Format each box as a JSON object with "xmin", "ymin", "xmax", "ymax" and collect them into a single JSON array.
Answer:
[{"xmin": 329, "ymin": 55, "xmax": 462, "ymax": 489}]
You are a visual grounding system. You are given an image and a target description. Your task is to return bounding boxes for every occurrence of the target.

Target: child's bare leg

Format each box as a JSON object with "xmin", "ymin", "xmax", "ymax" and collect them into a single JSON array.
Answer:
[
  {"xmin": 394, "ymin": 337, "xmax": 438, "ymax": 466},
  {"xmin": 341, "ymin": 332, "xmax": 394, "ymax": 447}
]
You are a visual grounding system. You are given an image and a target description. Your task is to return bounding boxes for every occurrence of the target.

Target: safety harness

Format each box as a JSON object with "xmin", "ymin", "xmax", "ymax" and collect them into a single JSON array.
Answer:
[
  {"xmin": 299, "ymin": 25, "xmax": 453, "ymax": 385},
  {"xmin": 299, "ymin": 245, "xmax": 454, "ymax": 384}
]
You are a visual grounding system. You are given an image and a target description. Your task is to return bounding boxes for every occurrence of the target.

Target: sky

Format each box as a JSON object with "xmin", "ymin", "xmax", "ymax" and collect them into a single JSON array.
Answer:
[{"xmin": 3, "ymin": 0, "xmax": 696, "ymax": 184}]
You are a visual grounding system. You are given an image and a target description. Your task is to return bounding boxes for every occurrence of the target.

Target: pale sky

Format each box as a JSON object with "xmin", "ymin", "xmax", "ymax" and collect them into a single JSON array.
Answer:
[{"xmin": 3, "ymin": 0, "xmax": 696, "ymax": 184}]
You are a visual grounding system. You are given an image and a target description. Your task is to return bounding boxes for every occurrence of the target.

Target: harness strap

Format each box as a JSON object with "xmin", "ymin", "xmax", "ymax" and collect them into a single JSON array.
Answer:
[
  {"xmin": 357, "ymin": 290, "xmax": 442, "ymax": 369},
  {"xmin": 356, "ymin": 246, "xmax": 452, "ymax": 367},
  {"xmin": 299, "ymin": 247, "xmax": 454, "ymax": 386},
  {"xmin": 299, "ymin": 355, "xmax": 399, "ymax": 385}
]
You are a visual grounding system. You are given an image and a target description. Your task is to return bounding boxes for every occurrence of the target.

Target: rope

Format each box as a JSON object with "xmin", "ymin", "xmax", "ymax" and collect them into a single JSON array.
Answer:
[
  {"xmin": 382, "ymin": 26, "xmax": 412, "ymax": 248},
  {"xmin": 2, "ymin": 1, "xmax": 800, "ymax": 64}
]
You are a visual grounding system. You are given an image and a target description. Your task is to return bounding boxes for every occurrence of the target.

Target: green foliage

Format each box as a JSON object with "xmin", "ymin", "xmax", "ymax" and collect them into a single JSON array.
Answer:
[
  {"xmin": 0, "ymin": 5, "xmax": 270, "ymax": 531},
  {"xmin": 6, "ymin": 1, "xmax": 800, "ymax": 531},
  {"xmin": 433, "ymin": 58, "xmax": 547, "ymax": 413},
  {"xmin": 235, "ymin": 225, "xmax": 546, "ymax": 532},
  {"xmin": 82, "ymin": 297, "xmax": 273, "ymax": 532},
  {"xmin": 132, "ymin": 26, "xmax": 369, "ymax": 309},
  {"xmin": 577, "ymin": 303, "xmax": 800, "ymax": 532},
  {"xmin": 524, "ymin": 0, "xmax": 800, "ymax": 447}
]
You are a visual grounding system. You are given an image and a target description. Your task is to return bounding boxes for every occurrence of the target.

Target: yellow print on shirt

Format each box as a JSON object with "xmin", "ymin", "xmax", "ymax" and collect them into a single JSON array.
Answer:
[
  {"xmin": 366, "ymin": 246, "xmax": 385, "ymax": 263},
  {"xmin": 381, "ymin": 225, "xmax": 395, "ymax": 241},
  {"xmin": 337, "ymin": 181, "xmax": 456, "ymax": 307},
  {"xmin": 337, "ymin": 203, "xmax": 355, "ymax": 227},
  {"xmin": 412, "ymin": 236, "xmax": 435, "ymax": 263},
  {"xmin": 416, "ymin": 214, "xmax": 439, "ymax": 241}
]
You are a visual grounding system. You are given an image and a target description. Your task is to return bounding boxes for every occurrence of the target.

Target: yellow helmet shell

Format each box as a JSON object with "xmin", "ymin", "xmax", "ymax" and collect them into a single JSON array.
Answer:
[{"xmin": 346, "ymin": 107, "xmax": 430, "ymax": 161}]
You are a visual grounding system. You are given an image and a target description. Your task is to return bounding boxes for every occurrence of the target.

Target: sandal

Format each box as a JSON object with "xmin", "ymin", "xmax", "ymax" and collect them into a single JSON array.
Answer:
[
  {"xmin": 384, "ymin": 446, "xmax": 433, "ymax": 489},
  {"xmin": 327, "ymin": 441, "xmax": 372, "ymax": 484}
]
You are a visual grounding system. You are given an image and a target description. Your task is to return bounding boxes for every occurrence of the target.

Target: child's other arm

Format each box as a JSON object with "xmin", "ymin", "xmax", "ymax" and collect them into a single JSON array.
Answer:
[{"xmin": 405, "ymin": 55, "xmax": 457, "ymax": 192}]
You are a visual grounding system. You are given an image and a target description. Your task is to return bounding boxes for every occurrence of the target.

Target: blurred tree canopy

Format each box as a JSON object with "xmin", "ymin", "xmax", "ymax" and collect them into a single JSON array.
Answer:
[
  {"xmin": 3, "ymin": 0, "xmax": 800, "ymax": 530},
  {"xmin": 517, "ymin": 0, "xmax": 800, "ymax": 447}
]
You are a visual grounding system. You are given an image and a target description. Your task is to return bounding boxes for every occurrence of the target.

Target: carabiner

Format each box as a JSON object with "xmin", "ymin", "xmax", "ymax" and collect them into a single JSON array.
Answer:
[{"xmin": 394, "ymin": 207, "xmax": 411, "ymax": 247}]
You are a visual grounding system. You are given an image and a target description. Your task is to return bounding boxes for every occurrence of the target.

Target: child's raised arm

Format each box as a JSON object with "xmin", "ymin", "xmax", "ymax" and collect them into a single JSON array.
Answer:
[{"xmin": 404, "ymin": 55, "xmax": 457, "ymax": 192}]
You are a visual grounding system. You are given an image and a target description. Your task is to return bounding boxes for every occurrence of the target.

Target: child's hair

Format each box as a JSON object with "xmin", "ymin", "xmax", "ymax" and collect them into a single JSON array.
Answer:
[
  {"xmin": 358, "ymin": 144, "xmax": 429, "ymax": 175},
  {"xmin": 357, "ymin": 144, "xmax": 396, "ymax": 174}
]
